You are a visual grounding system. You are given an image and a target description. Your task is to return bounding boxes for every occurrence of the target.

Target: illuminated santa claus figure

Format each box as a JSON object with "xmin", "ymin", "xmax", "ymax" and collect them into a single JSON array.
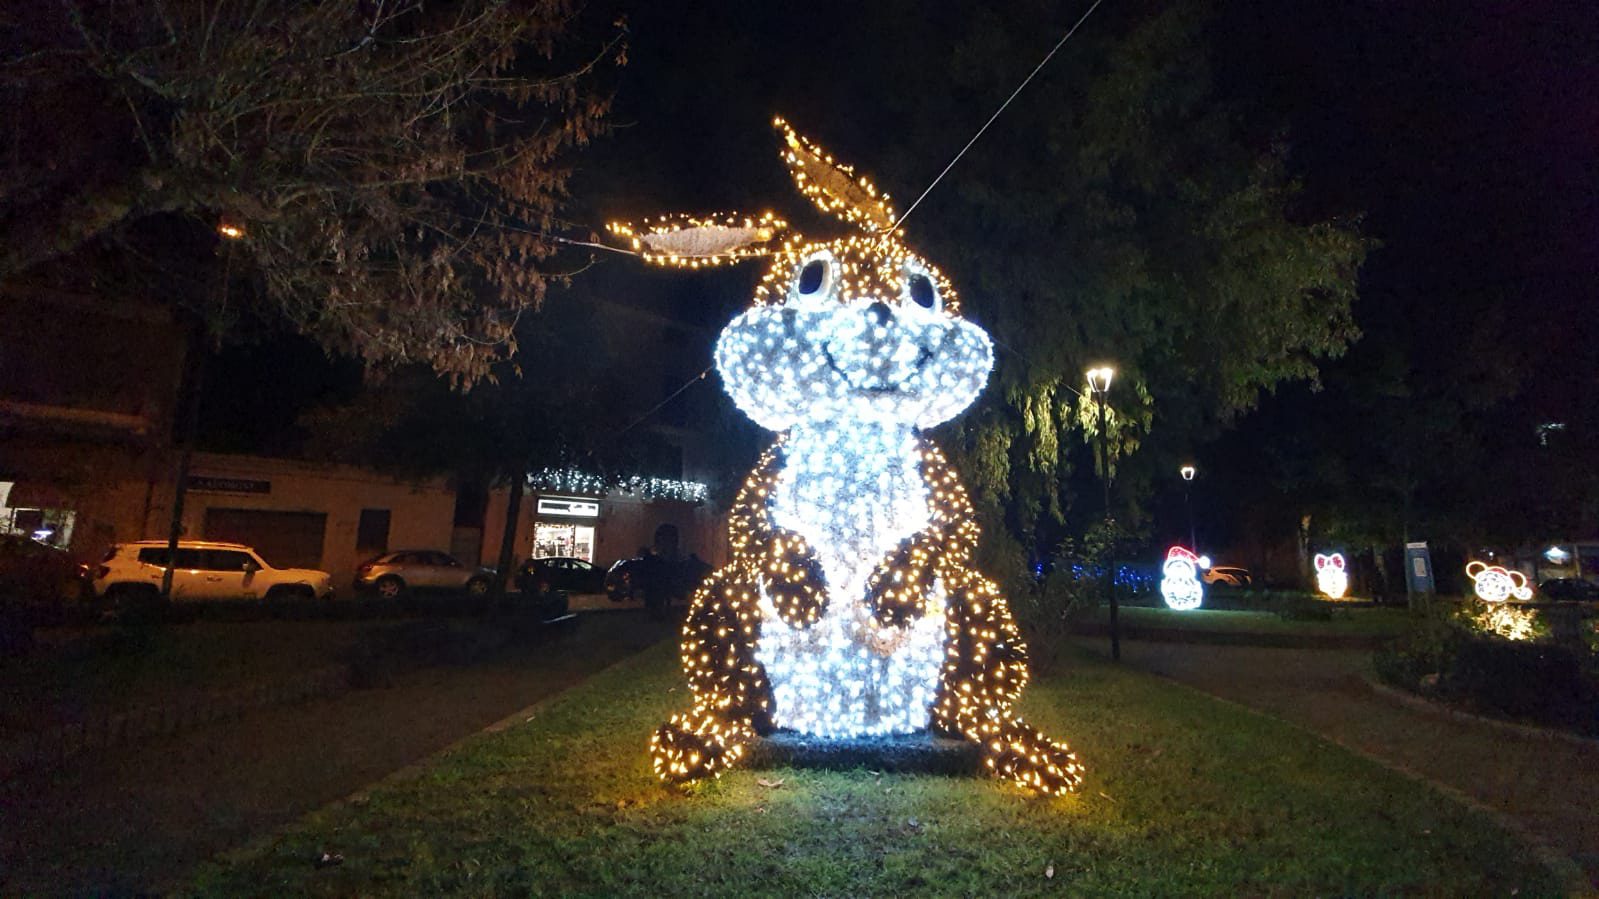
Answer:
[
  {"xmin": 1314, "ymin": 552, "xmax": 1348, "ymax": 599},
  {"xmin": 1160, "ymin": 546, "xmax": 1204, "ymax": 611}
]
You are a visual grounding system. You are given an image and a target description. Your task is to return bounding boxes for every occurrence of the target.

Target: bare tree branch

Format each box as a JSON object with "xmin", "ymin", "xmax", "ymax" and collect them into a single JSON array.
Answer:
[{"xmin": 1, "ymin": 0, "xmax": 623, "ymax": 383}]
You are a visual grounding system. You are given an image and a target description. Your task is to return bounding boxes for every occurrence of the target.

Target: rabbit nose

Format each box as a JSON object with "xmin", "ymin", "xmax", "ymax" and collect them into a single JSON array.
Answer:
[{"xmin": 866, "ymin": 301, "xmax": 893, "ymax": 326}]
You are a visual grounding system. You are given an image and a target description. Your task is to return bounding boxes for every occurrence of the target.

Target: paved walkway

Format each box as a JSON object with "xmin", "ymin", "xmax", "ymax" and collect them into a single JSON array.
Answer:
[
  {"xmin": 0, "ymin": 612, "xmax": 670, "ymax": 895},
  {"xmin": 1075, "ymin": 638, "xmax": 1599, "ymax": 890}
]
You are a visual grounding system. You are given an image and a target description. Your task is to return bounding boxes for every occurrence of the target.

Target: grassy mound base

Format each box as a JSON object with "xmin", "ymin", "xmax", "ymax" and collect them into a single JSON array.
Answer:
[{"xmin": 188, "ymin": 643, "xmax": 1555, "ymax": 896}]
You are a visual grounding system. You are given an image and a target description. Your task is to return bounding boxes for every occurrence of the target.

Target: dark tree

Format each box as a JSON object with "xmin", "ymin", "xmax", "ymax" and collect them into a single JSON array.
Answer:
[{"xmin": 2, "ymin": 1, "xmax": 622, "ymax": 381}]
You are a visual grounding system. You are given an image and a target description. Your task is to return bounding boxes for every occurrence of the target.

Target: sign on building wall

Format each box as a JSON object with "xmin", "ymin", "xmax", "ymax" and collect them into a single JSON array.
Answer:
[
  {"xmin": 536, "ymin": 496, "xmax": 599, "ymax": 518},
  {"xmin": 190, "ymin": 476, "xmax": 271, "ymax": 495}
]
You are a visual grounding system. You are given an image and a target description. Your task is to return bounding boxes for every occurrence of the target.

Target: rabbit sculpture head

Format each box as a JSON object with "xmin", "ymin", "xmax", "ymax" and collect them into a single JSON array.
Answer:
[{"xmin": 611, "ymin": 118, "xmax": 993, "ymax": 436}]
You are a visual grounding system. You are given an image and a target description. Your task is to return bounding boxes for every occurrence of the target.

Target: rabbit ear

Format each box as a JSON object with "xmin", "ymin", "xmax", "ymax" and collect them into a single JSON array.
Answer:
[
  {"xmin": 1314, "ymin": 553, "xmax": 1329, "ymax": 569},
  {"xmin": 775, "ymin": 117, "xmax": 897, "ymax": 232},
  {"xmin": 608, "ymin": 213, "xmax": 787, "ymax": 267}
]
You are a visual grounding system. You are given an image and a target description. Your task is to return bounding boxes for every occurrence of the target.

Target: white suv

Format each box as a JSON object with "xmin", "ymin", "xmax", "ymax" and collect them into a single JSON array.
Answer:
[{"xmin": 92, "ymin": 540, "xmax": 334, "ymax": 604}]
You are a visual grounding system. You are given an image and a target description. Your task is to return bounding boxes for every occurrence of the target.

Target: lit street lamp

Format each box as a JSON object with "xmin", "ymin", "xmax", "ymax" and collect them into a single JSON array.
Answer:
[
  {"xmin": 1086, "ymin": 365, "xmax": 1118, "ymax": 662},
  {"xmin": 1180, "ymin": 464, "xmax": 1197, "ymax": 553},
  {"xmin": 162, "ymin": 221, "xmax": 244, "ymax": 600}
]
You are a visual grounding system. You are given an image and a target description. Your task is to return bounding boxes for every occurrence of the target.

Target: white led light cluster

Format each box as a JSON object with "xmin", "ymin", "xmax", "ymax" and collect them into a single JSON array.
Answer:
[
  {"xmin": 1314, "ymin": 552, "xmax": 1348, "ymax": 599},
  {"xmin": 1160, "ymin": 546, "xmax": 1204, "ymax": 610},
  {"xmin": 1466, "ymin": 561, "xmax": 1533, "ymax": 603},
  {"xmin": 527, "ymin": 469, "xmax": 709, "ymax": 503}
]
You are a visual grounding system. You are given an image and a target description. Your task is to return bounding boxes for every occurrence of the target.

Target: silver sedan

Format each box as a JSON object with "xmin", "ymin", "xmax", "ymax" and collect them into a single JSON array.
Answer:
[{"xmin": 354, "ymin": 550, "xmax": 494, "ymax": 598}]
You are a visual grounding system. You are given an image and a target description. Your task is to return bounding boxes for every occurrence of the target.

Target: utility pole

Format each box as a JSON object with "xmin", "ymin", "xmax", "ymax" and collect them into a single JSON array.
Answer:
[
  {"xmin": 1181, "ymin": 464, "xmax": 1197, "ymax": 552},
  {"xmin": 1087, "ymin": 366, "xmax": 1118, "ymax": 662},
  {"xmin": 163, "ymin": 224, "xmax": 240, "ymax": 599}
]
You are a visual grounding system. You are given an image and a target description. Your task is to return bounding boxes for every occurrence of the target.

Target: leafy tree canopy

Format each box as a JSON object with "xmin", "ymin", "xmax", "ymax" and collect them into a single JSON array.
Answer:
[{"xmin": 849, "ymin": 0, "xmax": 1369, "ymax": 542}]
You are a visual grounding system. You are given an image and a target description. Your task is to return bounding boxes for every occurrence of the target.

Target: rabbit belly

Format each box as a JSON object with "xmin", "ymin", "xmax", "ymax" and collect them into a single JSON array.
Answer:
[
  {"xmin": 757, "ymin": 584, "xmax": 948, "ymax": 737},
  {"xmin": 756, "ymin": 426, "xmax": 948, "ymax": 737}
]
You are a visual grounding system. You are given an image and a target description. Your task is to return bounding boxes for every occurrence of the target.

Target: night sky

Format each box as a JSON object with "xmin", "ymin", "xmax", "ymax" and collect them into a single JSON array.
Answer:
[{"xmin": 201, "ymin": 0, "xmax": 1599, "ymax": 549}]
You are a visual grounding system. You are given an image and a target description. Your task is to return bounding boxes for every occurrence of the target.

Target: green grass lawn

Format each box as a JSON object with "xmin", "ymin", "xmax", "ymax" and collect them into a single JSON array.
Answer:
[
  {"xmin": 187, "ymin": 641, "xmax": 1555, "ymax": 897},
  {"xmin": 1103, "ymin": 604, "xmax": 1416, "ymax": 638}
]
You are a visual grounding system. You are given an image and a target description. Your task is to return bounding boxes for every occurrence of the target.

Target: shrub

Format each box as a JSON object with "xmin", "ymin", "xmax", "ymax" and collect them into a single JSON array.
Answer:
[
  {"xmin": 1011, "ymin": 570, "xmax": 1101, "ymax": 675},
  {"xmin": 1374, "ymin": 600, "xmax": 1599, "ymax": 736},
  {"xmin": 1444, "ymin": 638, "xmax": 1598, "ymax": 734},
  {"xmin": 1274, "ymin": 597, "xmax": 1347, "ymax": 622}
]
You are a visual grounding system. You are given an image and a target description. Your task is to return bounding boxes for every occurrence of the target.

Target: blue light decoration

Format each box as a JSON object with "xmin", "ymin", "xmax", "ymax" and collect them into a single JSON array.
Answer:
[
  {"xmin": 626, "ymin": 119, "xmax": 1084, "ymax": 795},
  {"xmin": 1160, "ymin": 545, "xmax": 1204, "ymax": 610}
]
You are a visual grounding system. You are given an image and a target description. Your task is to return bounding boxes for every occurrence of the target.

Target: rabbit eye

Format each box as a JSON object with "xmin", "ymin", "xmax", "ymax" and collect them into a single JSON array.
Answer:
[
  {"xmin": 798, "ymin": 260, "xmax": 828, "ymax": 295},
  {"xmin": 907, "ymin": 273, "xmax": 938, "ymax": 310}
]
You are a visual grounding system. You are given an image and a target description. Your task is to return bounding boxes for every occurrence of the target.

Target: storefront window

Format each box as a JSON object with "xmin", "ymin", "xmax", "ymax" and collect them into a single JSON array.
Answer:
[
  {"xmin": 534, "ymin": 522, "xmax": 595, "ymax": 562},
  {"xmin": 0, "ymin": 483, "xmax": 76, "ymax": 546}
]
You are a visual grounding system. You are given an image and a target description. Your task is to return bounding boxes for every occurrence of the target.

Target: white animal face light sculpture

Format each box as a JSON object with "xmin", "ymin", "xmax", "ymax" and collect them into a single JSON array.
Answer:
[
  {"xmin": 629, "ymin": 118, "xmax": 1083, "ymax": 796},
  {"xmin": 715, "ymin": 246, "xmax": 994, "ymax": 433},
  {"xmin": 1160, "ymin": 545, "xmax": 1204, "ymax": 610},
  {"xmin": 1315, "ymin": 552, "xmax": 1348, "ymax": 599},
  {"xmin": 1466, "ymin": 561, "xmax": 1533, "ymax": 603}
]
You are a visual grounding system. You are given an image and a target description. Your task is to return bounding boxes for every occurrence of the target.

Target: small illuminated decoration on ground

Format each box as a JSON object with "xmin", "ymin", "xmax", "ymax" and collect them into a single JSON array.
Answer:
[
  {"xmin": 1314, "ymin": 552, "xmax": 1348, "ymax": 599},
  {"xmin": 624, "ymin": 119, "xmax": 1083, "ymax": 795},
  {"xmin": 1160, "ymin": 546, "xmax": 1204, "ymax": 611},
  {"xmin": 1465, "ymin": 561, "xmax": 1533, "ymax": 603},
  {"xmin": 1467, "ymin": 602, "xmax": 1543, "ymax": 642}
]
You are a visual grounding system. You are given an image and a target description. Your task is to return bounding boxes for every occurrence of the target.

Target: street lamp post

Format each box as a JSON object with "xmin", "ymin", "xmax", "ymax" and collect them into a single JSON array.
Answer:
[
  {"xmin": 1086, "ymin": 366, "xmax": 1118, "ymax": 662},
  {"xmin": 1180, "ymin": 464, "xmax": 1197, "ymax": 553},
  {"xmin": 161, "ymin": 222, "xmax": 244, "ymax": 600}
]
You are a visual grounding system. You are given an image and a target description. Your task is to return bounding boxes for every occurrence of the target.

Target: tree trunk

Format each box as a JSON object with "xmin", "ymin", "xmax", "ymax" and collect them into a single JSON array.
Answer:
[
  {"xmin": 1297, "ymin": 513, "xmax": 1312, "ymax": 590},
  {"xmin": 1371, "ymin": 543, "xmax": 1390, "ymax": 603},
  {"xmin": 490, "ymin": 474, "xmax": 524, "ymax": 601}
]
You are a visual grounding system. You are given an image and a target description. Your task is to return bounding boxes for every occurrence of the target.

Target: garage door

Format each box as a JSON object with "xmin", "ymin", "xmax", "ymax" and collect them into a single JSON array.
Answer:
[{"xmin": 203, "ymin": 508, "xmax": 327, "ymax": 570}]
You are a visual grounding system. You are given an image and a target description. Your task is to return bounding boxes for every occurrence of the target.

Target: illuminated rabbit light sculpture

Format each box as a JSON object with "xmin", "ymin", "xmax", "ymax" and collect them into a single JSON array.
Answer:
[
  {"xmin": 1466, "ymin": 562, "xmax": 1533, "ymax": 603},
  {"xmin": 625, "ymin": 119, "xmax": 1083, "ymax": 795},
  {"xmin": 1160, "ymin": 546, "xmax": 1204, "ymax": 610},
  {"xmin": 1314, "ymin": 552, "xmax": 1348, "ymax": 599}
]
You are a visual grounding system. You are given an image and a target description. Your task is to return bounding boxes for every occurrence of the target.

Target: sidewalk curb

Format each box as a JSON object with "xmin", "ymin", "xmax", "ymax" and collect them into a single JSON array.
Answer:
[
  {"xmin": 1361, "ymin": 674, "xmax": 1599, "ymax": 751},
  {"xmin": 179, "ymin": 638, "xmax": 660, "ymax": 890},
  {"xmin": 1108, "ymin": 659, "xmax": 1595, "ymax": 896}
]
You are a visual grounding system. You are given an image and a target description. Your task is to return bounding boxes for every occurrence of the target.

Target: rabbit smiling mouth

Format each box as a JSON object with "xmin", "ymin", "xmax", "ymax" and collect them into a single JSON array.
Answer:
[{"xmin": 822, "ymin": 343, "xmax": 936, "ymax": 393}]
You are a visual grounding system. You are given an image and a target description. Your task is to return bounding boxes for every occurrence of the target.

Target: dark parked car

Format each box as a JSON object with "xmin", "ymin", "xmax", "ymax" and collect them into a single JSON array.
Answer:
[
  {"xmin": 0, "ymin": 535, "xmax": 88, "ymax": 603},
  {"xmin": 604, "ymin": 556, "xmax": 647, "ymax": 601},
  {"xmin": 604, "ymin": 553, "xmax": 713, "ymax": 603},
  {"xmin": 0, "ymin": 536, "xmax": 90, "ymax": 648},
  {"xmin": 1538, "ymin": 578, "xmax": 1599, "ymax": 602},
  {"xmin": 517, "ymin": 556, "xmax": 605, "ymax": 595}
]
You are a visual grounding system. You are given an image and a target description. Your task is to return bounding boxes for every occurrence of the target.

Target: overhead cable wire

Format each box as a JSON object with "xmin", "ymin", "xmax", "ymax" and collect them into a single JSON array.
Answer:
[{"xmin": 887, "ymin": 0, "xmax": 1109, "ymax": 232}]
